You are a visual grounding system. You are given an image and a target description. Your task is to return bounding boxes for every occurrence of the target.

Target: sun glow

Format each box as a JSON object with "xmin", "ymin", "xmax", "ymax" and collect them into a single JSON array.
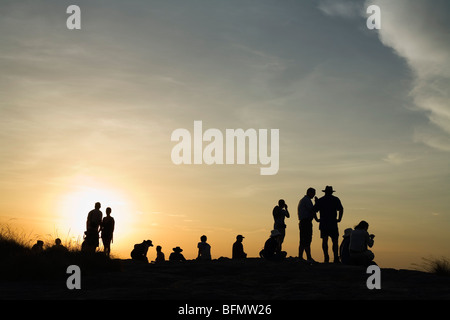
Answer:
[{"xmin": 55, "ymin": 178, "xmax": 135, "ymax": 255}]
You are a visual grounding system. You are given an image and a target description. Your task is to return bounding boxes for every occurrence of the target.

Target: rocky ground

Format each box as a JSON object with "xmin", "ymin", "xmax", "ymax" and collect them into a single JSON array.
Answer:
[{"xmin": 1, "ymin": 258, "xmax": 449, "ymax": 300}]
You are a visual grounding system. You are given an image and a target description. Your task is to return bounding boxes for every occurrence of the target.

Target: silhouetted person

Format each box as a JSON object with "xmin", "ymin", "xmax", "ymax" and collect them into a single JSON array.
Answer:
[
  {"xmin": 349, "ymin": 221, "xmax": 375, "ymax": 266},
  {"xmin": 298, "ymin": 188, "xmax": 319, "ymax": 262},
  {"xmin": 315, "ymin": 186, "xmax": 344, "ymax": 263},
  {"xmin": 169, "ymin": 246, "xmax": 186, "ymax": 261},
  {"xmin": 339, "ymin": 228, "xmax": 353, "ymax": 265},
  {"xmin": 101, "ymin": 207, "xmax": 115, "ymax": 257},
  {"xmin": 272, "ymin": 199, "xmax": 290, "ymax": 249},
  {"xmin": 84, "ymin": 202, "xmax": 103, "ymax": 252},
  {"xmin": 86, "ymin": 202, "xmax": 103, "ymax": 233},
  {"xmin": 51, "ymin": 238, "xmax": 68, "ymax": 252},
  {"xmin": 31, "ymin": 240, "xmax": 44, "ymax": 253},
  {"xmin": 197, "ymin": 235, "xmax": 211, "ymax": 261},
  {"xmin": 131, "ymin": 240, "xmax": 153, "ymax": 263},
  {"xmin": 232, "ymin": 235, "xmax": 247, "ymax": 259},
  {"xmin": 155, "ymin": 245, "xmax": 165, "ymax": 263},
  {"xmin": 259, "ymin": 230, "xmax": 287, "ymax": 261}
]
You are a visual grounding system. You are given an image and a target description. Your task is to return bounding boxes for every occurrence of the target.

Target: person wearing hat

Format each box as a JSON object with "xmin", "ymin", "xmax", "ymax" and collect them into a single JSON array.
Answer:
[
  {"xmin": 315, "ymin": 186, "xmax": 344, "ymax": 263},
  {"xmin": 339, "ymin": 228, "xmax": 353, "ymax": 265},
  {"xmin": 169, "ymin": 246, "xmax": 186, "ymax": 261},
  {"xmin": 259, "ymin": 230, "xmax": 287, "ymax": 261},
  {"xmin": 232, "ymin": 235, "xmax": 247, "ymax": 259},
  {"xmin": 131, "ymin": 240, "xmax": 153, "ymax": 263}
]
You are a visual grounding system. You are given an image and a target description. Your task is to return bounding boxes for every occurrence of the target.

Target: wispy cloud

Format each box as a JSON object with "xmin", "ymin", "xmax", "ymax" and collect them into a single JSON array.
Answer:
[
  {"xmin": 368, "ymin": 0, "xmax": 450, "ymax": 151},
  {"xmin": 318, "ymin": 0, "xmax": 363, "ymax": 19},
  {"xmin": 382, "ymin": 153, "xmax": 417, "ymax": 165}
]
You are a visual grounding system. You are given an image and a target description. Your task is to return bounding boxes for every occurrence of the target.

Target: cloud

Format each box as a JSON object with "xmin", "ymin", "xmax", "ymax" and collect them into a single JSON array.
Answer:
[
  {"xmin": 413, "ymin": 126, "xmax": 450, "ymax": 152},
  {"xmin": 367, "ymin": 0, "xmax": 450, "ymax": 151},
  {"xmin": 318, "ymin": 0, "xmax": 363, "ymax": 19},
  {"xmin": 382, "ymin": 153, "xmax": 417, "ymax": 165}
]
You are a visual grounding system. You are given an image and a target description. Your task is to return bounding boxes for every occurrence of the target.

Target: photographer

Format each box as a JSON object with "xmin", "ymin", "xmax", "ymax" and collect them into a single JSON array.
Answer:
[
  {"xmin": 349, "ymin": 220, "xmax": 376, "ymax": 266},
  {"xmin": 272, "ymin": 199, "xmax": 290, "ymax": 250}
]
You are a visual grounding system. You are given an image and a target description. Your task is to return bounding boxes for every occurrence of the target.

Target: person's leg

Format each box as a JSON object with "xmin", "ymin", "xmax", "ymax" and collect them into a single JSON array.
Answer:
[
  {"xmin": 105, "ymin": 240, "xmax": 111, "ymax": 256},
  {"xmin": 306, "ymin": 220, "xmax": 313, "ymax": 261},
  {"xmin": 322, "ymin": 237, "xmax": 329, "ymax": 263},
  {"xmin": 299, "ymin": 244, "xmax": 304, "ymax": 259},
  {"xmin": 299, "ymin": 222, "xmax": 305, "ymax": 259},
  {"xmin": 280, "ymin": 229, "xmax": 286, "ymax": 247},
  {"xmin": 332, "ymin": 236, "xmax": 339, "ymax": 263},
  {"xmin": 305, "ymin": 246, "xmax": 312, "ymax": 260}
]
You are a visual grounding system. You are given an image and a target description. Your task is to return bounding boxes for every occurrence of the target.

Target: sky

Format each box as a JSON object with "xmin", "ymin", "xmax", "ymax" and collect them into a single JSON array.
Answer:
[{"xmin": 0, "ymin": 0, "xmax": 449, "ymax": 269}]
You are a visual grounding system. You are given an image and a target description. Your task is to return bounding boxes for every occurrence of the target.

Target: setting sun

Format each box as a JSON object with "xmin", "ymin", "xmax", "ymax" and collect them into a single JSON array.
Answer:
[{"xmin": 54, "ymin": 176, "xmax": 135, "ymax": 254}]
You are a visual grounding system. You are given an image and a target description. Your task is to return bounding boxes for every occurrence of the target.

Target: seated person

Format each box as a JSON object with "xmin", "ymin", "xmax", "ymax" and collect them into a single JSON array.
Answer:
[
  {"xmin": 197, "ymin": 235, "xmax": 211, "ymax": 261},
  {"xmin": 155, "ymin": 245, "xmax": 165, "ymax": 263},
  {"xmin": 232, "ymin": 235, "xmax": 247, "ymax": 259},
  {"xmin": 169, "ymin": 246, "xmax": 186, "ymax": 261},
  {"xmin": 339, "ymin": 228, "xmax": 353, "ymax": 265},
  {"xmin": 131, "ymin": 240, "xmax": 153, "ymax": 263}
]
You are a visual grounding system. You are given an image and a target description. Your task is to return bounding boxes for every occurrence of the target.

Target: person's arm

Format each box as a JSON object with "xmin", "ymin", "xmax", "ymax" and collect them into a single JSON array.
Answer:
[
  {"xmin": 314, "ymin": 211, "xmax": 320, "ymax": 222},
  {"xmin": 86, "ymin": 212, "xmax": 91, "ymax": 230},
  {"xmin": 367, "ymin": 233, "xmax": 374, "ymax": 248},
  {"xmin": 112, "ymin": 219, "xmax": 115, "ymax": 243},
  {"xmin": 337, "ymin": 208, "xmax": 343, "ymax": 223},
  {"xmin": 313, "ymin": 197, "xmax": 320, "ymax": 222},
  {"xmin": 285, "ymin": 204, "xmax": 290, "ymax": 218},
  {"xmin": 337, "ymin": 199, "xmax": 344, "ymax": 223}
]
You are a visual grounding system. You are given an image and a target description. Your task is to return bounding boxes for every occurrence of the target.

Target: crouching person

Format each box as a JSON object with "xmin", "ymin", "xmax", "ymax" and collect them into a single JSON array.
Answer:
[
  {"xmin": 259, "ymin": 230, "xmax": 287, "ymax": 261},
  {"xmin": 349, "ymin": 221, "xmax": 375, "ymax": 266}
]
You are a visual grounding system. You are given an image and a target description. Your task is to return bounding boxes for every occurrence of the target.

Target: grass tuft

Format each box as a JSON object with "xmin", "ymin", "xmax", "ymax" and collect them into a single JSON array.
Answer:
[
  {"xmin": 414, "ymin": 256, "xmax": 450, "ymax": 276},
  {"xmin": 0, "ymin": 225, "xmax": 121, "ymax": 281}
]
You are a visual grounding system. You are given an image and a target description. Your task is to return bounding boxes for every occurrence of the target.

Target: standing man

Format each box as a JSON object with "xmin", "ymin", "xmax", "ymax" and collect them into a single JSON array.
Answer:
[
  {"xmin": 298, "ymin": 187, "xmax": 319, "ymax": 263},
  {"xmin": 86, "ymin": 202, "xmax": 103, "ymax": 233},
  {"xmin": 272, "ymin": 199, "xmax": 290, "ymax": 250},
  {"xmin": 315, "ymin": 186, "xmax": 344, "ymax": 263},
  {"xmin": 84, "ymin": 202, "xmax": 103, "ymax": 252}
]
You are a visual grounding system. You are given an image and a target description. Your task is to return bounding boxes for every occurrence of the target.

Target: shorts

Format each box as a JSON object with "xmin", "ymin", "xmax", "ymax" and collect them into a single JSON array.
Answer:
[
  {"xmin": 299, "ymin": 219, "xmax": 313, "ymax": 246},
  {"xmin": 320, "ymin": 228, "xmax": 339, "ymax": 240}
]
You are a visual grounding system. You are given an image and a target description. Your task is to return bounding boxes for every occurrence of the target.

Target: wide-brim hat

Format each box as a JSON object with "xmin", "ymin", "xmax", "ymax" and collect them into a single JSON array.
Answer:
[
  {"xmin": 173, "ymin": 246, "xmax": 183, "ymax": 252},
  {"xmin": 144, "ymin": 240, "xmax": 153, "ymax": 247},
  {"xmin": 270, "ymin": 229, "xmax": 282, "ymax": 237},
  {"xmin": 322, "ymin": 186, "xmax": 336, "ymax": 193}
]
